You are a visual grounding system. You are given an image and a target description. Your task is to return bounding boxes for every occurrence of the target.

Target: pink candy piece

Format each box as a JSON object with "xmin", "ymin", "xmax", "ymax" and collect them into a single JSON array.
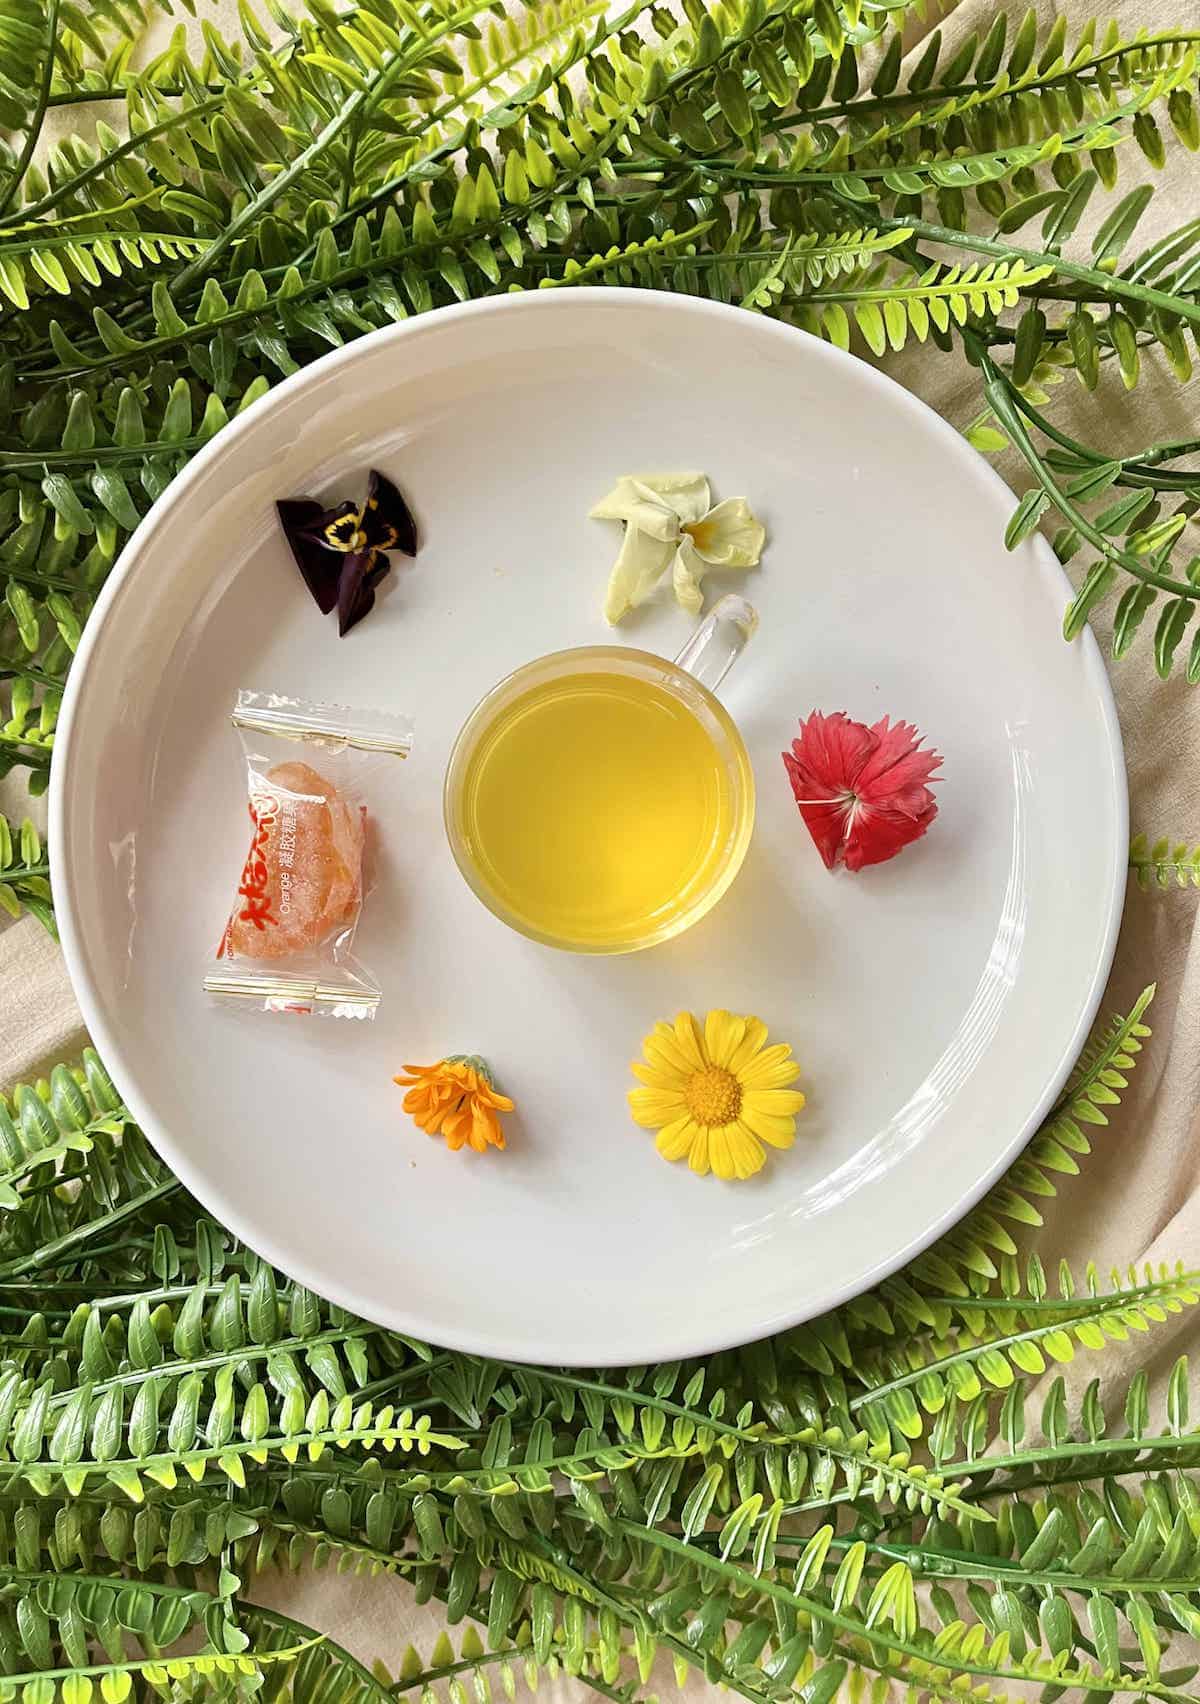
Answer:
[{"xmin": 222, "ymin": 760, "xmax": 365, "ymax": 960}]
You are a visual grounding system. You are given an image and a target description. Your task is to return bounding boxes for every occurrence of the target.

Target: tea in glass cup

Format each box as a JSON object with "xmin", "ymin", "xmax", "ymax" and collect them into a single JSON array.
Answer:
[{"xmin": 444, "ymin": 596, "xmax": 757, "ymax": 954}]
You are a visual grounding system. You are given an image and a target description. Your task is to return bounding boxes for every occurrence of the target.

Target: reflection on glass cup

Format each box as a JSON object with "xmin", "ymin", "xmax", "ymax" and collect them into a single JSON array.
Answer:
[{"xmin": 444, "ymin": 595, "xmax": 757, "ymax": 954}]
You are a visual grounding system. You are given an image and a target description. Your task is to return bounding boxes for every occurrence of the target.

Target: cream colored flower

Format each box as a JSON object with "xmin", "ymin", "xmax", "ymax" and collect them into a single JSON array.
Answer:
[{"xmin": 590, "ymin": 473, "xmax": 765, "ymax": 624}]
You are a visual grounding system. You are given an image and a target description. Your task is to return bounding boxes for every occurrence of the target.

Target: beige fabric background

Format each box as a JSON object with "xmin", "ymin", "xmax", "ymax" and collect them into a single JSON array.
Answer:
[{"xmin": 1, "ymin": 0, "xmax": 1197, "ymax": 1685}]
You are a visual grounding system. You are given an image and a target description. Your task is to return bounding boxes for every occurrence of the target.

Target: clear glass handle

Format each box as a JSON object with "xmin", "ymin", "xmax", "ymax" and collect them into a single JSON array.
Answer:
[{"xmin": 672, "ymin": 594, "xmax": 758, "ymax": 696}]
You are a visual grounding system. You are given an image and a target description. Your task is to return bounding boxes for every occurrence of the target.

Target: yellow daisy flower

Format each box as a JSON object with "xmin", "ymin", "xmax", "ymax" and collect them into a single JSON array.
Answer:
[{"xmin": 628, "ymin": 1010, "xmax": 805, "ymax": 1181}]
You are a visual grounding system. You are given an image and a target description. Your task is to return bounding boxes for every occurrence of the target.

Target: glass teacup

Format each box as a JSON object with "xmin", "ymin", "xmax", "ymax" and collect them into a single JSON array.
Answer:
[{"xmin": 444, "ymin": 595, "xmax": 757, "ymax": 954}]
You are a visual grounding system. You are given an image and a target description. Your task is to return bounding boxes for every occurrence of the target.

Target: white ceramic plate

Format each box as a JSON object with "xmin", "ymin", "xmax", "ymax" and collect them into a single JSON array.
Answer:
[{"xmin": 52, "ymin": 291, "xmax": 1126, "ymax": 1365}]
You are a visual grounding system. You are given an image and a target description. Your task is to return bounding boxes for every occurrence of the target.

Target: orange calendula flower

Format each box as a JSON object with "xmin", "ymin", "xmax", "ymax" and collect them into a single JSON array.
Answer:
[
  {"xmin": 629, "ymin": 1010, "xmax": 804, "ymax": 1181},
  {"xmin": 394, "ymin": 1055, "xmax": 514, "ymax": 1154}
]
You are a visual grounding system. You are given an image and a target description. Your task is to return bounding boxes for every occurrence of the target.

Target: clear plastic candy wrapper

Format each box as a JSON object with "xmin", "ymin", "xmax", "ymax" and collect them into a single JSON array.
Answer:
[{"xmin": 203, "ymin": 691, "xmax": 412, "ymax": 1017}]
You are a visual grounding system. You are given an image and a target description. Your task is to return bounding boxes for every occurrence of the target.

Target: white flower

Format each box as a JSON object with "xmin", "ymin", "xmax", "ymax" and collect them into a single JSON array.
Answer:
[{"xmin": 590, "ymin": 472, "xmax": 766, "ymax": 624}]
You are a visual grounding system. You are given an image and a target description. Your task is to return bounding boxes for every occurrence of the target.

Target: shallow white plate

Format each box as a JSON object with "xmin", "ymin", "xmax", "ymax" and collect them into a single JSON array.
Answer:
[{"xmin": 52, "ymin": 290, "xmax": 1126, "ymax": 1365}]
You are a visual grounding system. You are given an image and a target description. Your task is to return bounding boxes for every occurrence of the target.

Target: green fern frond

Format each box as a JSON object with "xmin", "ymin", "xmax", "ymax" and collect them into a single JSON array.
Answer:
[
  {"xmin": 980, "ymin": 355, "xmax": 1200, "ymax": 663},
  {"xmin": 735, "ymin": 225, "xmax": 913, "ymax": 310},
  {"xmin": 616, "ymin": 1515, "xmax": 1188, "ymax": 1704},
  {"xmin": 0, "ymin": 1631, "xmax": 322, "ymax": 1696},
  {"xmin": 1129, "ymin": 832, "xmax": 1200, "ymax": 889},
  {"xmin": 848, "ymin": 1265, "xmax": 1200, "ymax": 1443},
  {"xmin": 847, "ymin": 31, "xmax": 1200, "ymax": 166},
  {"xmin": 0, "ymin": 368, "xmax": 269, "ymax": 787},
  {"xmin": 0, "ymin": 1064, "xmax": 124, "ymax": 1212},
  {"xmin": 534, "ymin": 224, "xmax": 713, "ymax": 287},
  {"xmin": 386, "ymin": 1625, "xmax": 546, "ymax": 1697},
  {"xmin": 0, "ymin": 1049, "xmax": 176, "ymax": 1283},
  {"xmin": 0, "ymin": 810, "xmax": 53, "ymax": 933},
  {"xmin": 797, "ymin": 259, "xmax": 1054, "ymax": 353},
  {"xmin": 926, "ymin": 1358, "xmax": 1200, "ymax": 1505},
  {"xmin": 1056, "ymin": 984, "xmax": 1155, "ymax": 1112},
  {"xmin": 0, "ymin": 229, "xmax": 210, "ymax": 312}
]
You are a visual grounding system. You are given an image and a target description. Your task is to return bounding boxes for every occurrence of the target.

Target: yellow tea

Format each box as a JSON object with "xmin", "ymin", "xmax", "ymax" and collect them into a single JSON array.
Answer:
[{"xmin": 456, "ymin": 669, "xmax": 744, "ymax": 949}]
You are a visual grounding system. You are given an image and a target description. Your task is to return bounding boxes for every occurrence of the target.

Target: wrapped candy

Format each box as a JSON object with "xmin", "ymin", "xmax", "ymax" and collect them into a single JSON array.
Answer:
[{"xmin": 204, "ymin": 692, "xmax": 411, "ymax": 1017}]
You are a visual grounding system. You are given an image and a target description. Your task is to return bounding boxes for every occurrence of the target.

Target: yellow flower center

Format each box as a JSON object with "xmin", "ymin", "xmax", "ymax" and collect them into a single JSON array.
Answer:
[{"xmin": 685, "ymin": 1065, "xmax": 741, "ymax": 1127}]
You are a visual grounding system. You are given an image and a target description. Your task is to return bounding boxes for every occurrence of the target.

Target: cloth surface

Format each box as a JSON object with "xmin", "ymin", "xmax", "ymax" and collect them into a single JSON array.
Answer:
[{"xmin": 1, "ymin": 0, "xmax": 1197, "ymax": 1687}]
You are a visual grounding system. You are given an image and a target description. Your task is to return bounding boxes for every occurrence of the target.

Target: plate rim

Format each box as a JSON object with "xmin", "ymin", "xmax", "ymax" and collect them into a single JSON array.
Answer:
[{"xmin": 49, "ymin": 287, "xmax": 1129, "ymax": 1365}]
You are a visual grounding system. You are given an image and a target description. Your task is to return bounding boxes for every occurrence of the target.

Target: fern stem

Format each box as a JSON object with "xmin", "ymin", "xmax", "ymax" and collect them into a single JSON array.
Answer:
[
  {"xmin": 171, "ymin": 105, "xmax": 368, "ymax": 291},
  {"xmin": 0, "ymin": 1279, "xmax": 116, "ymax": 1295},
  {"xmin": 1122, "ymin": 437, "xmax": 1200, "ymax": 469},
  {"xmin": 0, "ymin": 1563, "xmax": 201, "ymax": 1597},
  {"xmin": 0, "ymin": 859, "xmax": 46, "ymax": 881},
  {"xmin": 984, "ymin": 373, "xmax": 1200, "ymax": 598},
  {"xmin": 891, "ymin": 217, "xmax": 1200, "ymax": 329},
  {"xmin": 0, "ymin": 1632, "xmax": 319, "ymax": 1689},
  {"xmin": 848, "ymin": 1271, "xmax": 1200, "ymax": 1410},
  {"xmin": 912, "ymin": 1286, "xmax": 1162, "ymax": 1315},
  {"xmin": 0, "ymin": 0, "xmax": 59, "ymax": 223},
  {"xmin": 946, "ymin": 1428, "xmax": 1200, "ymax": 1486},
  {"xmin": 837, "ymin": 1533, "xmax": 1200, "ymax": 1596},
  {"xmin": 242, "ymin": 1600, "xmax": 394, "ymax": 1704},
  {"xmin": 0, "ymin": 1178, "xmax": 179, "ymax": 1277},
  {"xmin": 387, "ymin": 1642, "xmax": 532, "ymax": 1692},
  {"xmin": 799, "ymin": 275, "xmax": 1044, "ymax": 305},
  {"xmin": 1046, "ymin": 984, "xmax": 1155, "ymax": 1117},
  {"xmin": 0, "ymin": 95, "xmax": 228, "ymax": 230},
  {"xmin": 355, "ymin": 1355, "xmax": 454, "ymax": 1403},
  {"xmin": 615, "ymin": 1521, "xmax": 1179, "ymax": 1700},
  {"xmin": 44, "ymin": 84, "xmax": 215, "ymax": 106},
  {"xmin": 257, "ymin": 1439, "xmax": 691, "ymax": 1488},
  {"xmin": 0, "ymin": 229, "xmax": 207, "ymax": 261},
  {"xmin": 665, "ymin": 91, "xmax": 1159, "ymax": 194},
  {"xmin": 1031, "ymin": 405, "xmax": 1200, "ymax": 494},
  {"xmin": 172, "ymin": 0, "xmax": 500, "ymax": 293},
  {"xmin": 257, "ymin": 1516, "xmax": 427, "ymax": 1578},
  {"xmin": 0, "ymin": 563, "xmax": 78, "ymax": 595},
  {"xmin": 758, "ymin": 1528, "xmax": 1200, "ymax": 1602},
  {"xmin": 0, "ymin": 733, "xmax": 52, "ymax": 761},
  {"xmin": 509, "ymin": 1368, "xmax": 763, "ymax": 1443},
  {"xmin": 505, "ymin": 1527, "xmax": 776, "ymax": 1704},
  {"xmin": 0, "ymin": 664, "xmax": 60, "ymax": 689},
  {"xmin": 0, "ymin": 1420, "xmax": 456, "ymax": 1490},
  {"xmin": 0, "ymin": 434, "xmax": 203, "ymax": 471},
  {"xmin": 76, "ymin": 1280, "xmax": 255, "ymax": 1312},
  {"xmin": 769, "ymin": 32, "xmax": 1200, "ymax": 127},
  {"xmin": 576, "ymin": 1678, "xmax": 657, "ymax": 1704},
  {"xmin": 38, "ymin": 1322, "xmax": 377, "ymax": 1414}
]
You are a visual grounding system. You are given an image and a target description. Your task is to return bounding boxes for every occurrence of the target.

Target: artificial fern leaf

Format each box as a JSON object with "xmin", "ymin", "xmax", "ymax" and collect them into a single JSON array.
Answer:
[
  {"xmin": 1129, "ymin": 832, "xmax": 1200, "ymax": 889},
  {"xmin": 0, "ymin": 808, "xmax": 54, "ymax": 933}
]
